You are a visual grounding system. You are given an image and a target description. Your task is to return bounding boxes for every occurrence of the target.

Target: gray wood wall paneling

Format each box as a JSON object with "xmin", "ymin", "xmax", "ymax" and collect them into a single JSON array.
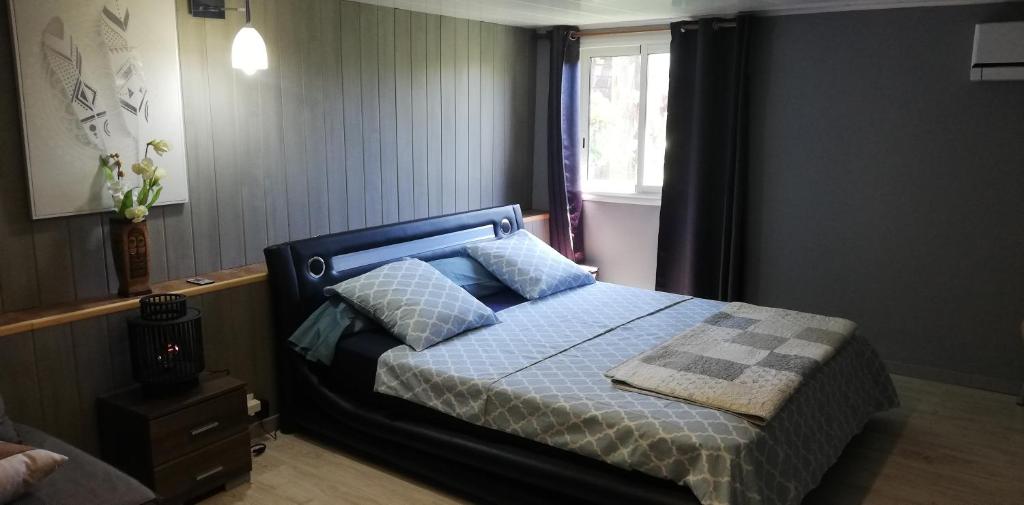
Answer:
[
  {"xmin": 161, "ymin": 194, "xmax": 197, "ymax": 280},
  {"xmin": 394, "ymin": 10, "xmax": 415, "ymax": 222},
  {"xmin": 146, "ymin": 211, "xmax": 170, "ymax": 283},
  {"xmin": 426, "ymin": 14, "xmax": 443, "ymax": 216},
  {"xmin": 479, "ymin": 23, "xmax": 495, "ymax": 209},
  {"xmin": 454, "ymin": 18, "xmax": 470, "ymax": 212},
  {"xmin": 0, "ymin": 333, "xmax": 43, "ymax": 426},
  {"xmin": 515, "ymin": 29, "xmax": 536, "ymax": 205},
  {"xmin": 205, "ymin": 13, "xmax": 246, "ymax": 269},
  {"xmin": 378, "ymin": 8, "xmax": 400, "ymax": 225},
  {"xmin": 0, "ymin": 8, "xmax": 37, "ymax": 312},
  {"xmin": 67, "ymin": 215, "xmax": 110, "ymax": 300},
  {"xmin": 32, "ymin": 325, "xmax": 82, "ymax": 444},
  {"xmin": 341, "ymin": 1, "xmax": 367, "ymax": 230},
  {"xmin": 70, "ymin": 317, "xmax": 113, "ymax": 453},
  {"xmin": 302, "ymin": 0, "xmax": 330, "ymax": 238},
  {"xmin": 257, "ymin": 0, "xmax": 290, "ymax": 245},
  {"xmin": 491, "ymin": 26, "xmax": 509, "ymax": 206},
  {"xmin": 177, "ymin": 1, "xmax": 221, "ymax": 274},
  {"xmin": 322, "ymin": 0, "xmax": 349, "ymax": 234},
  {"xmin": 410, "ymin": 13, "xmax": 429, "ymax": 219},
  {"xmin": 237, "ymin": 1, "xmax": 269, "ymax": 264},
  {"xmin": 104, "ymin": 310, "xmax": 134, "ymax": 388},
  {"xmin": 467, "ymin": 22, "xmax": 482, "ymax": 210},
  {"xmin": 31, "ymin": 219, "xmax": 75, "ymax": 306},
  {"xmin": 278, "ymin": 0, "xmax": 311, "ymax": 240},
  {"xmin": 360, "ymin": 4, "xmax": 384, "ymax": 227},
  {"xmin": 440, "ymin": 17, "xmax": 457, "ymax": 214}
]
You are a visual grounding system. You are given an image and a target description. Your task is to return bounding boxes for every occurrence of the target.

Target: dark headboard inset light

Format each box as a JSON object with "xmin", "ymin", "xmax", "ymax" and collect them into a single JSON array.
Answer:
[
  {"xmin": 500, "ymin": 218, "xmax": 512, "ymax": 235},
  {"xmin": 307, "ymin": 256, "xmax": 327, "ymax": 279},
  {"xmin": 330, "ymin": 225, "xmax": 496, "ymax": 273}
]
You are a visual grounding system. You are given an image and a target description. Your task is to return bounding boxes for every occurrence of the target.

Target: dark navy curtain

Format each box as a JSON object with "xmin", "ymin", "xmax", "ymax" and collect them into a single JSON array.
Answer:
[
  {"xmin": 546, "ymin": 26, "xmax": 584, "ymax": 262},
  {"xmin": 655, "ymin": 17, "xmax": 750, "ymax": 301}
]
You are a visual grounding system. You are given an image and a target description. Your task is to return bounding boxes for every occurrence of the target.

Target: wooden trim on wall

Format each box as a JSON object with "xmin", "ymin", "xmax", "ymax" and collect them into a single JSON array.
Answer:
[
  {"xmin": 522, "ymin": 210, "xmax": 549, "ymax": 223},
  {"xmin": 0, "ymin": 264, "xmax": 268, "ymax": 337}
]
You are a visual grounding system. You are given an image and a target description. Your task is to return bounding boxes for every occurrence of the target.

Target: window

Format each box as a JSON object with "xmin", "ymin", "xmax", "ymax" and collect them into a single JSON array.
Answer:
[{"xmin": 580, "ymin": 33, "xmax": 670, "ymax": 202}]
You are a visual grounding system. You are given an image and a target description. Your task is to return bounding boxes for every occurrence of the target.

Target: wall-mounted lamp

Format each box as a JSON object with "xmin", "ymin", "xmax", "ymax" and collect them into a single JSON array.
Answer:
[{"xmin": 188, "ymin": 0, "xmax": 268, "ymax": 76}]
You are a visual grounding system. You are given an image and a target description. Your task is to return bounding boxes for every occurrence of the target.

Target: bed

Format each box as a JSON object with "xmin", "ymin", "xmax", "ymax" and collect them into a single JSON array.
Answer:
[{"xmin": 263, "ymin": 204, "xmax": 898, "ymax": 505}]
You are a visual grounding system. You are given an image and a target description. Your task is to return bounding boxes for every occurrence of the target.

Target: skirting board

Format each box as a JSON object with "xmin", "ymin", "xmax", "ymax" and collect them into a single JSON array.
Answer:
[{"xmin": 886, "ymin": 361, "xmax": 1020, "ymax": 397}]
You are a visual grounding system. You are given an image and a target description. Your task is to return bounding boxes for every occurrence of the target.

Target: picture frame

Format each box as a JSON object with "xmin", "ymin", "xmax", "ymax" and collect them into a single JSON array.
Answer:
[{"xmin": 8, "ymin": 0, "xmax": 189, "ymax": 219}]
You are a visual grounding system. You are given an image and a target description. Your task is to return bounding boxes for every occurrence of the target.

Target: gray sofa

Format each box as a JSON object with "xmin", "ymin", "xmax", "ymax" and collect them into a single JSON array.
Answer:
[{"xmin": 1, "ymin": 403, "xmax": 154, "ymax": 505}]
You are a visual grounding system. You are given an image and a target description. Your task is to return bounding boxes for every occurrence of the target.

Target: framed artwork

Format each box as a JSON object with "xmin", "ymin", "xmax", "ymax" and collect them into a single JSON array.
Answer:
[{"xmin": 8, "ymin": 0, "xmax": 189, "ymax": 219}]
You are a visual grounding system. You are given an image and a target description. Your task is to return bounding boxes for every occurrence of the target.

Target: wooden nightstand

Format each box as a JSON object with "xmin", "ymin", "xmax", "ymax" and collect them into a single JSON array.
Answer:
[{"xmin": 98, "ymin": 375, "xmax": 252, "ymax": 504}]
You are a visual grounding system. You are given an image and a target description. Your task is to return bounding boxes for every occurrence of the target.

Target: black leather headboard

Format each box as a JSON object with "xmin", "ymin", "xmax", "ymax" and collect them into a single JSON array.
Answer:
[{"xmin": 263, "ymin": 204, "xmax": 524, "ymax": 342}]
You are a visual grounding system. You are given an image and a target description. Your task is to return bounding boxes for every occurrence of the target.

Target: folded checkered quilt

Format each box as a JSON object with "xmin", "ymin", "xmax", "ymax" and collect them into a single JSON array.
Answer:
[{"xmin": 606, "ymin": 302, "xmax": 856, "ymax": 424}]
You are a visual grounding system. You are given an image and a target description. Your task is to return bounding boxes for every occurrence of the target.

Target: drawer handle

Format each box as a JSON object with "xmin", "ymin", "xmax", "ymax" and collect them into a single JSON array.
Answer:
[
  {"xmin": 189, "ymin": 421, "xmax": 220, "ymax": 436},
  {"xmin": 195, "ymin": 466, "xmax": 224, "ymax": 481}
]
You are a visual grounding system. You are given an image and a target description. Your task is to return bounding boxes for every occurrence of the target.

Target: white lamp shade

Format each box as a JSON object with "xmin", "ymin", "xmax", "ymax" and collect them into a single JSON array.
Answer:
[{"xmin": 231, "ymin": 26, "xmax": 268, "ymax": 75}]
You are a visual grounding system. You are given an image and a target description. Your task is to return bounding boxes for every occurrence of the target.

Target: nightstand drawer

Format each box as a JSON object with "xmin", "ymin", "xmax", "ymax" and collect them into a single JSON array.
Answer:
[
  {"xmin": 149, "ymin": 388, "xmax": 247, "ymax": 465},
  {"xmin": 152, "ymin": 431, "xmax": 251, "ymax": 499}
]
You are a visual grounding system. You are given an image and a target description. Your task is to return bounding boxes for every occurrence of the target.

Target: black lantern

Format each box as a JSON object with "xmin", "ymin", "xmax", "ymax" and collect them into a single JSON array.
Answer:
[{"xmin": 128, "ymin": 294, "xmax": 205, "ymax": 395}]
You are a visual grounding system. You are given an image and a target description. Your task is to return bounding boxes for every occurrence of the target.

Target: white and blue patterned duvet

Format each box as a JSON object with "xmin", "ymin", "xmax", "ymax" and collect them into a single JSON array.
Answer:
[{"xmin": 375, "ymin": 282, "xmax": 899, "ymax": 505}]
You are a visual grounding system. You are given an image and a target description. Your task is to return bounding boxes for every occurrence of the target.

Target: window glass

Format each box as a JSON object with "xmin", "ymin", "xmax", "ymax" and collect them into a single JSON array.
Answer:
[
  {"xmin": 642, "ymin": 52, "xmax": 670, "ymax": 187},
  {"xmin": 586, "ymin": 54, "xmax": 641, "ymax": 191}
]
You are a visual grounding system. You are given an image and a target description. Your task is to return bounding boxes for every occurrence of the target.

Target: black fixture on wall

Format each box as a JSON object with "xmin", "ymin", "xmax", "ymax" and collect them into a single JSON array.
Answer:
[
  {"xmin": 188, "ymin": 0, "xmax": 268, "ymax": 75},
  {"xmin": 188, "ymin": 0, "xmax": 228, "ymax": 19}
]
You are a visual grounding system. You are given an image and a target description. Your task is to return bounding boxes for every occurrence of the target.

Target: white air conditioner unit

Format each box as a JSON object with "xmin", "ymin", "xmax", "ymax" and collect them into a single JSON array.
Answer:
[{"xmin": 971, "ymin": 21, "xmax": 1024, "ymax": 81}]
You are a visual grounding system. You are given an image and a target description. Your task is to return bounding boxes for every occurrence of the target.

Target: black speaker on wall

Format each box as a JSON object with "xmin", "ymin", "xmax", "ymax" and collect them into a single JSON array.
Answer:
[{"xmin": 128, "ymin": 294, "xmax": 205, "ymax": 395}]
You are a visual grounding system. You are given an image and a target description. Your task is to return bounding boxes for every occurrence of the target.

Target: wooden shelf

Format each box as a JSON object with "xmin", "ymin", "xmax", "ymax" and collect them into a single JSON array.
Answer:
[
  {"xmin": 0, "ymin": 264, "xmax": 268, "ymax": 337},
  {"xmin": 523, "ymin": 210, "xmax": 549, "ymax": 223}
]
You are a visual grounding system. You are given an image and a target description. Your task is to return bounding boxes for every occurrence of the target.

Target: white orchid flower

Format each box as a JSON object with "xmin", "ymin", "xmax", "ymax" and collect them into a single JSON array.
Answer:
[
  {"xmin": 131, "ymin": 157, "xmax": 155, "ymax": 176},
  {"xmin": 149, "ymin": 140, "xmax": 171, "ymax": 156},
  {"xmin": 125, "ymin": 205, "xmax": 149, "ymax": 223},
  {"xmin": 153, "ymin": 167, "xmax": 168, "ymax": 182}
]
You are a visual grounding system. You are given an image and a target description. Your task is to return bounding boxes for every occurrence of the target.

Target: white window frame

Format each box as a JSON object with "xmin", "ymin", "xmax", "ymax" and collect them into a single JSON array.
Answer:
[{"xmin": 579, "ymin": 32, "xmax": 670, "ymax": 205}]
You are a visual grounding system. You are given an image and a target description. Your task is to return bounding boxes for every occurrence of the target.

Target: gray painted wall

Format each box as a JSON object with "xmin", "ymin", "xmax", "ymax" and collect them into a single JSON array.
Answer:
[
  {"xmin": 0, "ymin": 0, "xmax": 536, "ymax": 315},
  {"xmin": 745, "ymin": 3, "xmax": 1024, "ymax": 392}
]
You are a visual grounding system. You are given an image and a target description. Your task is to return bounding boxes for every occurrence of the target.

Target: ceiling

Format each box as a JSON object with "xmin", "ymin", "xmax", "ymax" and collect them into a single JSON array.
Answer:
[{"xmin": 351, "ymin": 0, "xmax": 1009, "ymax": 28}]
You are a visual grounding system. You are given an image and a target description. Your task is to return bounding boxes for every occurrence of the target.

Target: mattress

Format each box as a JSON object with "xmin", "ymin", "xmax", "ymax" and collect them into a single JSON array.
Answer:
[{"xmin": 375, "ymin": 282, "xmax": 899, "ymax": 505}]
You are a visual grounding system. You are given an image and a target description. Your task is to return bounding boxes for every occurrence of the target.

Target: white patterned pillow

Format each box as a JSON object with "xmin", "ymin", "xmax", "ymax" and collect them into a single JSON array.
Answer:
[
  {"xmin": 331, "ymin": 258, "xmax": 499, "ymax": 351},
  {"xmin": 465, "ymin": 230, "xmax": 595, "ymax": 300}
]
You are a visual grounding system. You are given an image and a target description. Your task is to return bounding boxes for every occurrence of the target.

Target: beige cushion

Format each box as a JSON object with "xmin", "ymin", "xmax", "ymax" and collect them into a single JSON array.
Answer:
[{"xmin": 0, "ymin": 441, "xmax": 67, "ymax": 504}]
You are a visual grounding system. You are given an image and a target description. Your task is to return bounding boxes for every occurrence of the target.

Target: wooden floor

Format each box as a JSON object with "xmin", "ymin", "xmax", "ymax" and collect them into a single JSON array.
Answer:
[{"xmin": 201, "ymin": 375, "xmax": 1024, "ymax": 505}]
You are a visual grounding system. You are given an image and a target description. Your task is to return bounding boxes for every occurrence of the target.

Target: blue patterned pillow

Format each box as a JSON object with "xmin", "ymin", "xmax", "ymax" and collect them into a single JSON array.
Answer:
[
  {"xmin": 331, "ymin": 258, "xmax": 499, "ymax": 351},
  {"xmin": 465, "ymin": 230, "xmax": 595, "ymax": 300}
]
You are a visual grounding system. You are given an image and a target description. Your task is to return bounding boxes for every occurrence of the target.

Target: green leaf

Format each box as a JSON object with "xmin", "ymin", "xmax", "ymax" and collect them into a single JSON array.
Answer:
[
  {"xmin": 118, "ymin": 188, "xmax": 134, "ymax": 216},
  {"xmin": 146, "ymin": 185, "xmax": 163, "ymax": 209},
  {"xmin": 137, "ymin": 180, "xmax": 150, "ymax": 208},
  {"xmin": 99, "ymin": 156, "xmax": 115, "ymax": 183}
]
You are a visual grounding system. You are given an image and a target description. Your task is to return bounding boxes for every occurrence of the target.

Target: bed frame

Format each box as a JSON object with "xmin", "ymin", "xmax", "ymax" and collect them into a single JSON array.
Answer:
[{"xmin": 263, "ymin": 205, "xmax": 700, "ymax": 505}]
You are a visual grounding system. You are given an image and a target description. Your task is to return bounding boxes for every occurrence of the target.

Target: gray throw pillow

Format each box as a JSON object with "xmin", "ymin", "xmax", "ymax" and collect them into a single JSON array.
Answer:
[
  {"xmin": 332, "ymin": 258, "xmax": 499, "ymax": 351},
  {"xmin": 0, "ymin": 396, "xmax": 19, "ymax": 443},
  {"xmin": 466, "ymin": 230, "xmax": 595, "ymax": 300}
]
